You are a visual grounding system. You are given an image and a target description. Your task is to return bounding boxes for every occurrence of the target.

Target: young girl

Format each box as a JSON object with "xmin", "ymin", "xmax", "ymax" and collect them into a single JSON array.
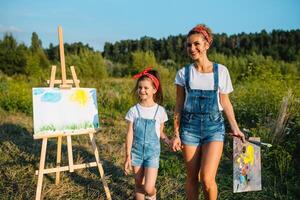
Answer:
[{"xmin": 124, "ymin": 67, "xmax": 170, "ymax": 200}]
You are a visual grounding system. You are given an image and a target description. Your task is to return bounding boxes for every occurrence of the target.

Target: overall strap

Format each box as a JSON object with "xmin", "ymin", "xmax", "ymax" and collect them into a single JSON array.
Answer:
[
  {"xmin": 213, "ymin": 63, "xmax": 219, "ymax": 91},
  {"xmin": 135, "ymin": 105, "xmax": 141, "ymax": 118},
  {"xmin": 184, "ymin": 64, "xmax": 191, "ymax": 91},
  {"xmin": 153, "ymin": 104, "xmax": 159, "ymax": 119}
]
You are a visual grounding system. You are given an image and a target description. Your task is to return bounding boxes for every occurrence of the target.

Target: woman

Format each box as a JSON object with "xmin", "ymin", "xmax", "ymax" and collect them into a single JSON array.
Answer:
[{"xmin": 172, "ymin": 24, "xmax": 245, "ymax": 200}]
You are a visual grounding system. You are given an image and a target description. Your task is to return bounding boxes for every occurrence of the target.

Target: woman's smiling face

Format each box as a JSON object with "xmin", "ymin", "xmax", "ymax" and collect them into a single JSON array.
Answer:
[{"xmin": 186, "ymin": 34, "xmax": 209, "ymax": 60}]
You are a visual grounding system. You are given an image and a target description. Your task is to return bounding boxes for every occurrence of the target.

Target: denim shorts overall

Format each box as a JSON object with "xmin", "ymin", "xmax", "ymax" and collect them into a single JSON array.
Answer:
[
  {"xmin": 131, "ymin": 105, "xmax": 160, "ymax": 168},
  {"xmin": 180, "ymin": 63, "xmax": 225, "ymax": 146}
]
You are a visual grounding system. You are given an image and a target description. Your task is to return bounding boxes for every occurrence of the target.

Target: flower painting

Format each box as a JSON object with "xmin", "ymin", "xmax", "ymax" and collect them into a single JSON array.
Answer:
[{"xmin": 233, "ymin": 137, "xmax": 262, "ymax": 193}]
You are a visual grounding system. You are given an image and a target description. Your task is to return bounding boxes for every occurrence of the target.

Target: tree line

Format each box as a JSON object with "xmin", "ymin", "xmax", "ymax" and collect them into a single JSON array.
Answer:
[
  {"xmin": 0, "ymin": 33, "xmax": 106, "ymax": 79},
  {"xmin": 103, "ymin": 29, "xmax": 300, "ymax": 65},
  {"xmin": 0, "ymin": 29, "xmax": 299, "ymax": 79}
]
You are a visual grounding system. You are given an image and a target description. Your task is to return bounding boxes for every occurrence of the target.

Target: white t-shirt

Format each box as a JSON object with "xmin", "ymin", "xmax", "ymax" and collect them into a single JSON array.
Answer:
[
  {"xmin": 125, "ymin": 103, "xmax": 168, "ymax": 138},
  {"xmin": 175, "ymin": 63, "xmax": 233, "ymax": 110}
]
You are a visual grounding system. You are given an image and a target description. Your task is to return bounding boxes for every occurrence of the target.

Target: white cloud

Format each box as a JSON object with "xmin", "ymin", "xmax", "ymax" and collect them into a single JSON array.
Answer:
[{"xmin": 0, "ymin": 25, "xmax": 22, "ymax": 33}]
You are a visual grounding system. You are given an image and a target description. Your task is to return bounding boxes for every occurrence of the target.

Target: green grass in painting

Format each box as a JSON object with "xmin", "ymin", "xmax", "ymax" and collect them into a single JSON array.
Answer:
[
  {"xmin": 38, "ymin": 121, "xmax": 95, "ymax": 133},
  {"xmin": 38, "ymin": 124, "xmax": 56, "ymax": 132},
  {"xmin": 64, "ymin": 121, "xmax": 94, "ymax": 130}
]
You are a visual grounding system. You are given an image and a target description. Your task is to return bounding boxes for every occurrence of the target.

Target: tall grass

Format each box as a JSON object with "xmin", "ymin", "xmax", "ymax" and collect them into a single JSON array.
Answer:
[{"xmin": 0, "ymin": 70, "xmax": 299, "ymax": 199}]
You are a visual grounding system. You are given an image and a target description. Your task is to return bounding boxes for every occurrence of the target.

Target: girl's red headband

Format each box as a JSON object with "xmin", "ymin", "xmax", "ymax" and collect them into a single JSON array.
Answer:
[
  {"xmin": 191, "ymin": 26, "xmax": 212, "ymax": 44},
  {"xmin": 132, "ymin": 67, "xmax": 160, "ymax": 90}
]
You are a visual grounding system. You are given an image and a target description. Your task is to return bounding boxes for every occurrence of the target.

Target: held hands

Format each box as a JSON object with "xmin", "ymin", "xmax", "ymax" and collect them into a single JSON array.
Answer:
[
  {"xmin": 124, "ymin": 156, "xmax": 132, "ymax": 175},
  {"xmin": 162, "ymin": 137, "xmax": 172, "ymax": 147},
  {"xmin": 229, "ymin": 128, "xmax": 246, "ymax": 143},
  {"xmin": 171, "ymin": 135, "xmax": 182, "ymax": 152}
]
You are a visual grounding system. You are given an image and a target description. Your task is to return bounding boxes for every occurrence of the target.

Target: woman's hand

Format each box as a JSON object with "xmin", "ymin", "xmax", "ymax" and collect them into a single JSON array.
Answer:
[
  {"xmin": 124, "ymin": 157, "xmax": 132, "ymax": 175},
  {"xmin": 172, "ymin": 135, "xmax": 182, "ymax": 152},
  {"xmin": 230, "ymin": 128, "xmax": 246, "ymax": 143}
]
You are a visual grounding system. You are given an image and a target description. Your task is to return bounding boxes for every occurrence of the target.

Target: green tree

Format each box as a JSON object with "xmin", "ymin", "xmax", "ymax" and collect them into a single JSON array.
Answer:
[
  {"xmin": 30, "ymin": 32, "xmax": 42, "ymax": 52},
  {"xmin": 131, "ymin": 51, "xmax": 158, "ymax": 74},
  {"xmin": 66, "ymin": 50, "xmax": 107, "ymax": 79},
  {"xmin": 29, "ymin": 32, "xmax": 50, "ymax": 69},
  {"xmin": 0, "ymin": 34, "xmax": 27, "ymax": 75}
]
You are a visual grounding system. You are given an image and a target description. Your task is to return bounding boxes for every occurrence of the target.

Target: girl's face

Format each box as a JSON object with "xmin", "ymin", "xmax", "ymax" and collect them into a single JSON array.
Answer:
[
  {"xmin": 186, "ymin": 34, "xmax": 209, "ymax": 60},
  {"xmin": 137, "ymin": 79, "xmax": 157, "ymax": 102}
]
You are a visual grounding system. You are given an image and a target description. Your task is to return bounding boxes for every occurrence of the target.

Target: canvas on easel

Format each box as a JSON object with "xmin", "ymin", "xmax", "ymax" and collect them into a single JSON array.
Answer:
[
  {"xmin": 32, "ymin": 26, "xmax": 111, "ymax": 200},
  {"xmin": 233, "ymin": 137, "xmax": 262, "ymax": 193},
  {"xmin": 32, "ymin": 87, "xmax": 99, "ymax": 136}
]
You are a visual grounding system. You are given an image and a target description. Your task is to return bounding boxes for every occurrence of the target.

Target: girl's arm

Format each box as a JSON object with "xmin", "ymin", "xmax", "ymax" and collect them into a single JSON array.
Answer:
[
  {"xmin": 124, "ymin": 121, "xmax": 133, "ymax": 175},
  {"xmin": 220, "ymin": 93, "xmax": 245, "ymax": 142},
  {"xmin": 172, "ymin": 85, "xmax": 185, "ymax": 151},
  {"xmin": 160, "ymin": 123, "xmax": 171, "ymax": 147}
]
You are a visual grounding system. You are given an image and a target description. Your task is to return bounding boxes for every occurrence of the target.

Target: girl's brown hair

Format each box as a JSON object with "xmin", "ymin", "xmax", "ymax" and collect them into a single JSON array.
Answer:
[{"xmin": 132, "ymin": 70, "xmax": 163, "ymax": 104}]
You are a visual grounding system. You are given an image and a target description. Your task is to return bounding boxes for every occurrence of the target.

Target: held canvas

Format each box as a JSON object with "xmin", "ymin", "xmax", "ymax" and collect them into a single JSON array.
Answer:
[
  {"xmin": 32, "ymin": 88, "xmax": 99, "ymax": 135},
  {"xmin": 233, "ymin": 137, "xmax": 262, "ymax": 193}
]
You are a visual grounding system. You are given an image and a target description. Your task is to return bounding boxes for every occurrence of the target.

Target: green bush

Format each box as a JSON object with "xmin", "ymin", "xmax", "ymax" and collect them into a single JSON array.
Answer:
[
  {"xmin": 0, "ymin": 76, "xmax": 32, "ymax": 114},
  {"xmin": 232, "ymin": 74, "xmax": 289, "ymax": 128}
]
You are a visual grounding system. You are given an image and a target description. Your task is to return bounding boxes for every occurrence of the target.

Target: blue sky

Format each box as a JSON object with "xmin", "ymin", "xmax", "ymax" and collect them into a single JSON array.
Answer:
[{"xmin": 1, "ymin": 0, "xmax": 299, "ymax": 51}]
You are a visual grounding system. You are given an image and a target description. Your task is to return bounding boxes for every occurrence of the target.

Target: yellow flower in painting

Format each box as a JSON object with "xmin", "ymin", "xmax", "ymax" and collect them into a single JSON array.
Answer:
[
  {"xmin": 236, "ymin": 145, "xmax": 255, "ymax": 165},
  {"xmin": 243, "ymin": 145, "xmax": 254, "ymax": 165},
  {"xmin": 70, "ymin": 89, "xmax": 88, "ymax": 105}
]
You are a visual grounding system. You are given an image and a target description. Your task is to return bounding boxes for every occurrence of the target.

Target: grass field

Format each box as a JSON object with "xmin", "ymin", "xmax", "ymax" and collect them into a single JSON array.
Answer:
[{"xmin": 0, "ymin": 77, "xmax": 299, "ymax": 200}]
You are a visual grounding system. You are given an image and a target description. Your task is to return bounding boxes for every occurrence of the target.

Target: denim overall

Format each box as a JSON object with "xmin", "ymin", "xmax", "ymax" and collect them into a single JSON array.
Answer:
[
  {"xmin": 180, "ymin": 63, "xmax": 225, "ymax": 146},
  {"xmin": 131, "ymin": 105, "xmax": 160, "ymax": 168}
]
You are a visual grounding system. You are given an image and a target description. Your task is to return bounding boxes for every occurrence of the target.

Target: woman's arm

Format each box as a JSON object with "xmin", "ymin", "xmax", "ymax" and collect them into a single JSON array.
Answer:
[
  {"xmin": 220, "ymin": 93, "xmax": 245, "ymax": 142},
  {"xmin": 124, "ymin": 121, "xmax": 133, "ymax": 175},
  {"xmin": 172, "ymin": 85, "xmax": 185, "ymax": 151},
  {"xmin": 174, "ymin": 85, "xmax": 185, "ymax": 136}
]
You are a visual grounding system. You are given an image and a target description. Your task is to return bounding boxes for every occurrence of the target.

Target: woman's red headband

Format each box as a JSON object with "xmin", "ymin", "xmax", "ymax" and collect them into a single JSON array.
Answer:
[
  {"xmin": 132, "ymin": 67, "xmax": 160, "ymax": 90},
  {"xmin": 191, "ymin": 26, "xmax": 212, "ymax": 44}
]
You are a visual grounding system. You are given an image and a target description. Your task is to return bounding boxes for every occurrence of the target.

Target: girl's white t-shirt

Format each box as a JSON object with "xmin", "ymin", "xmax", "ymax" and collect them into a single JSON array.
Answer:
[
  {"xmin": 175, "ymin": 63, "xmax": 233, "ymax": 110},
  {"xmin": 125, "ymin": 103, "xmax": 168, "ymax": 138}
]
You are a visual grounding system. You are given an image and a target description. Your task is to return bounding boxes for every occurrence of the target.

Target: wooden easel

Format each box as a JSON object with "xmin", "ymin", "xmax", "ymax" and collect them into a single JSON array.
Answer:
[{"xmin": 34, "ymin": 26, "xmax": 111, "ymax": 200}]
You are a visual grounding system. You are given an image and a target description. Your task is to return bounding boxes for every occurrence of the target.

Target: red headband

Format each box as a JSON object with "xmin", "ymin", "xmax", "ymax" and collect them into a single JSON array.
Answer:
[
  {"xmin": 132, "ymin": 67, "xmax": 160, "ymax": 90},
  {"xmin": 192, "ymin": 26, "xmax": 212, "ymax": 44}
]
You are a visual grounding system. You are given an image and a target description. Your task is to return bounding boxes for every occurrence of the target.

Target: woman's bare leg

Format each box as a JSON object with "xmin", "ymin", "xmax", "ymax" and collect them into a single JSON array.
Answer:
[
  {"xmin": 199, "ymin": 142, "xmax": 223, "ymax": 200},
  {"xmin": 183, "ymin": 145, "xmax": 202, "ymax": 200}
]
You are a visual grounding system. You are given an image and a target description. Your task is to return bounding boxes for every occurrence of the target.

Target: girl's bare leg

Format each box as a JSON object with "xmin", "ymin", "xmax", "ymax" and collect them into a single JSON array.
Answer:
[
  {"xmin": 133, "ymin": 166, "xmax": 145, "ymax": 200},
  {"xmin": 144, "ymin": 167, "xmax": 158, "ymax": 199}
]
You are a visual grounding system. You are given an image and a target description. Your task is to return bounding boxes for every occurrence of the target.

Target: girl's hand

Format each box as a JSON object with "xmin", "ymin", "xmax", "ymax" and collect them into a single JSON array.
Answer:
[
  {"xmin": 229, "ymin": 128, "xmax": 246, "ymax": 143},
  {"xmin": 162, "ymin": 137, "xmax": 171, "ymax": 148},
  {"xmin": 172, "ymin": 135, "xmax": 182, "ymax": 152},
  {"xmin": 124, "ymin": 157, "xmax": 132, "ymax": 175}
]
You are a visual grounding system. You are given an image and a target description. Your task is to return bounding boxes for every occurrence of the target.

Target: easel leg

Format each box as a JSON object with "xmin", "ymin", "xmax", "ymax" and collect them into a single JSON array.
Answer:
[
  {"xmin": 36, "ymin": 138, "xmax": 48, "ymax": 200},
  {"xmin": 55, "ymin": 136, "xmax": 62, "ymax": 185},
  {"xmin": 67, "ymin": 135, "xmax": 74, "ymax": 172},
  {"xmin": 89, "ymin": 133, "xmax": 111, "ymax": 200}
]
